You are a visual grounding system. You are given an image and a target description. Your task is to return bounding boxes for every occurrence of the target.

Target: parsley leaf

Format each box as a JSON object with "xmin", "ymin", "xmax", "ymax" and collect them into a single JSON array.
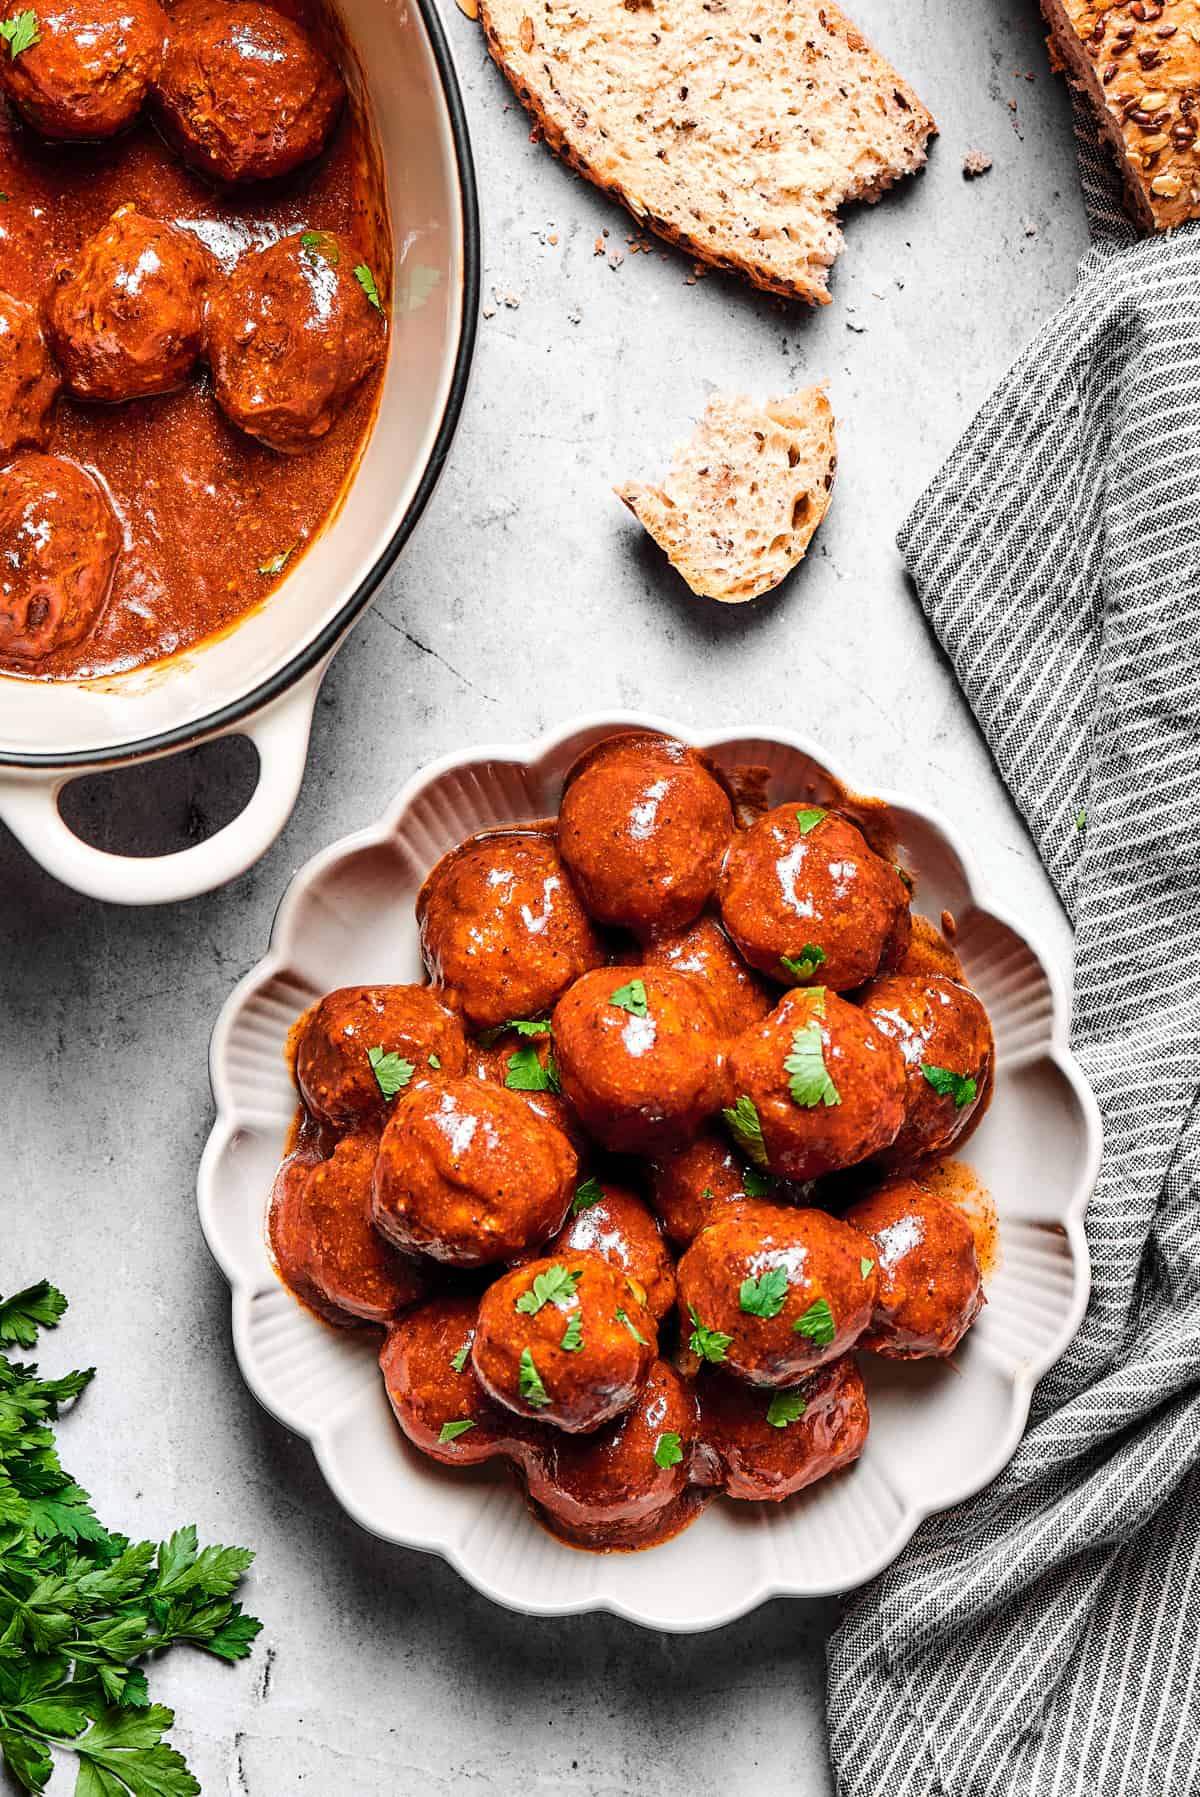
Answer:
[
  {"xmin": 723, "ymin": 1094, "xmax": 768, "ymax": 1169},
  {"xmin": 795, "ymin": 807, "xmax": 825, "ymax": 835},
  {"xmin": 780, "ymin": 942, "xmax": 826, "ymax": 983},
  {"xmin": 615, "ymin": 1306, "xmax": 647, "ymax": 1346},
  {"xmin": 0, "ymin": 1281, "xmax": 67, "ymax": 1348},
  {"xmin": 367, "ymin": 1045, "xmax": 414, "ymax": 1099},
  {"xmin": 560, "ymin": 1312, "xmax": 583, "ymax": 1353},
  {"xmin": 609, "ymin": 978, "xmax": 648, "ymax": 1017},
  {"xmin": 0, "ymin": 11, "xmax": 40, "ymax": 57},
  {"xmin": 571, "ymin": 1176, "xmax": 605, "ymax": 1215},
  {"xmin": 741, "ymin": 1168, "xmax": 773, "ymax": 1199},
  {"xmin": 437, "ymin": 1419, "xmax": 475, "ymax": 1445},
  {"xmin": 518, "ymin": 1348, "xmax": 551, "ymax": 1408},
  {"xmin": 784, "ymin": 998, "xmax": 840, "ymax": 1109},
  {"xmin": 1076, "ymin": 808, "xmax": 1087, "ymax": 832},
  {"xmin": 921, "ymin": 1063, "xmax": 978, "ymax": 1109},
  {"xmin": 739, "ymin": 1267, "xmax": 789, "ymax": 1318},
  {"xmin": 504, "ymin": 1043, "xmax": 561, "ymax": 1093},
  {"xmin": 793, "ymin": 1298, "xmax": 836, "ymax": 1345},
  {"xmin": 355, "ymin": 261, "xmax": 384, "ymax": 311},
  {"xmin": 860, "ymin": 1257, "xmax": 875, "ymax": 1278},
  {"xmin": 687, "ymin": 1305, "xmax": 732, "ymax": 1364},
  {"xmin": 450, "ymin": 1342, "xmax": 470, "ymax": 1373},
  {"xmin": 766, "ymin": 1391, "xmax": 807, "ymax": 1429},
  {"xmin": 508, "ymin": 1018, "xmax": 552, "ymax": 1036},
  {"xmin": 257, "ymin": 545, "xmax": 294, "ymax": 577},
  {"xmin": 653, "ymin": 1432, "xmax": 683, "ymax": 1469},
  {"xmin": 300, "ymin": 228, "xmax": 339, "ymax": 265},
  {"xmin": 428, "ymin": 1053, "xmax": 441, "ymax": 1070},
  {"xmin": 515, "ymin": 1264, "xmax": 580, "ymax": 1315}
]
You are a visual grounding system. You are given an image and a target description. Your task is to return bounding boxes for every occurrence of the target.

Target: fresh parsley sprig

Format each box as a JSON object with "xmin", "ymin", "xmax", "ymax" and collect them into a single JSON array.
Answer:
[
  {"xmin": 687, "ymin": 1306, "xmax": 732, "ymax": 1364},
  {"xmin": 514, "ymin": 1264, "xmax": 580, "ymax": 1316},
  {"xmin": 505, "ymin": 1044, "xmax": 561, "ymax": 1094},
  {"xmin": 722, "ymin": 1094, "xmax": 768, "ymax": 1169},
  {"xmin": 921, "ymin": 1063, "xmax": 978, "ymax": 1109},
  {"xmin": 0, "ymin": 11, "xmax": 39, "ymax": 57}
]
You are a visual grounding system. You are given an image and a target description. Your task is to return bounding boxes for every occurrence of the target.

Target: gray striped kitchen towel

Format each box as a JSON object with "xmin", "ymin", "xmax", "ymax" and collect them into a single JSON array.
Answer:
[{"xmin": 825, "ymin": 99, "xmax": 1200, "ymax": 1797}]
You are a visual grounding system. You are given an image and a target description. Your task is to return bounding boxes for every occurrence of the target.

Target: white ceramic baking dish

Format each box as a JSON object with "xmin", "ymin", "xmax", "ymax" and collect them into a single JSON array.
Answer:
[
  {"xmin": 0, "ymin": 0, "xmax": 479, "ymax": 905},
  {"xmin": 198, "ymin": 713, "xmax": 1101, "ymax": 1632}
]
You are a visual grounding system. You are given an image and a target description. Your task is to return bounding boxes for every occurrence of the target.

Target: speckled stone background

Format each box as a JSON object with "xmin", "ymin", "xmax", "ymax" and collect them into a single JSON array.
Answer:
[{"xmin": 2, "ymin": 0, "xmax": 1088, "ymax": 1789}]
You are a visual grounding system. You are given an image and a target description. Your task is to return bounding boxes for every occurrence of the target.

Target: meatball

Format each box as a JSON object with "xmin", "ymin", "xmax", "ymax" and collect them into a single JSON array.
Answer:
[
  {"xmin": 553, "ymin": 965, "xmax": 725, "ymax": 1154},
  {"xmin": 649, "ymin": 1128, "xmax": 775, "ymax": 1247},
  {"xmin": 857, "ymin": 975, "xmax": 993, "ymax": 1165},
  {"xmin": 0, "ymin": 293, "xmax": 60, "ymax": 456},
  {"xmin": 616, "ymin": 913, "xmax": 774, "ymax": 1039},
  {"xmin": 372, "ymin": 1079, "xmax": 576, "ymax": 1267},
  {"xmin": 152, "ymin": 0, "xmax": 342, "ymax": 183},
  {"xmin": 206, "ymin": 231, "xmax": 384, "ymax": 454},
  {"xmin": 523, "ymin": 1360, "xmax": 708, "ymax": 1549},
  {"xmin": 725, "ymin": 988, "xmax": 905, "ymax": 1181},
  {"xmin": 693, "ymin": 1356, "xmax": 869, "ymax": 1501},
  {"xmin": 0, "ymin": 0, "xmax": 166, "ymax": 139},
  {"xmin": 543, "ymin": 1183, "xmax": 676, "ymax": 1322},
  {"xmin": 472, "ymin": 1253, "xmax": 656, "ymax": 1434},
  {"xmin": 419, "ymin": 832, "xmax": 603, "ymax": 1032},
  {"xmin": 472, "ymin": 1029, "xmax": 580, "ymax": 1144},
  {"xmin": 274, "ymin": 1134, "xmax": 426, "ymax": 1326},
  {"xmin": 380, "ymin": 1296, "xmax": 526, "ymax": 1467},
  {"xmin": 558, "ymin": 732, "xmax": 733, "ymax": 937},
  {"xmin": 718, "ymin": 804, "xmax": 912, "ymax": 990},
  {"xmin": 43, "ymin": 207, "xmax": 212, "ymax": 403},
  {"xmin": 676, "ymin": 1207, "xmax": 877, "ymax": 1386},
  {"xmin": 844, "ymin": 1178, "xmax": 984, "ymax": 1358},
  {"xmin": 294, "ymin": 985, "xmax": 466, "ymax": 1130},
  {"xmin": 0, "ymin": 453, "xmax": 120, "ymax": 662}
]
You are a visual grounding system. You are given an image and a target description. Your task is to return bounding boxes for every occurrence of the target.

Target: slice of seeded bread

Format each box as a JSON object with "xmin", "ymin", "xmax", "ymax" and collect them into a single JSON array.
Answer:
[
  {"xmin": 478, "ymin": 0, "xmax": 935, "ymax": 304},
  {"xmin": 617, "ymin": 387, "xmax": 837, "ymax": 603}
]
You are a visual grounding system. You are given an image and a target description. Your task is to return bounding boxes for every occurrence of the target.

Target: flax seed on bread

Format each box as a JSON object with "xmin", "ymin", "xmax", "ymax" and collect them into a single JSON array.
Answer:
[
  {"xmin": 617, "ymin": 388, "xmax": 837, "ymax": 603},
  {"xmin": 478, "ymin": 0, "xmax": 935, "ymax": 305},
  {"xmin": 1041, "ymin": 0, "xmax": 1200, "ymax": 229}
]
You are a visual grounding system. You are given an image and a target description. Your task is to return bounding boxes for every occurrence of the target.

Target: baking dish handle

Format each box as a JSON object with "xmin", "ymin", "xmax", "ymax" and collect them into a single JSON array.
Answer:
[{"xmin": 0, "ymin": 671, "xmax": 322, "ymax": 906}]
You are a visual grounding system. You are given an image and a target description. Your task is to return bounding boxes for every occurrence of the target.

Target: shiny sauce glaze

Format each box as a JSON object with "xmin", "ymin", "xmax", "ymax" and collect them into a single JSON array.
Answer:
[{"xmin": 0, "ymin": 0, "xmax": 387, "ymax": 681}]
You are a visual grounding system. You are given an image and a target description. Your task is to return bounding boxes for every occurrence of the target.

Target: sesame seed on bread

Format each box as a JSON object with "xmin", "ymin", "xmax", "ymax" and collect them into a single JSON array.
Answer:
[{"xmin": 478, "ymin": 0, "xmax": 935, "ymax": 304}]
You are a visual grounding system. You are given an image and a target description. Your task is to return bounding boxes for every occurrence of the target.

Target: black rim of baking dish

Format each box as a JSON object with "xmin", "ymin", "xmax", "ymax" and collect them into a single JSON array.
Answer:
[{"xmin": 0, "ymin": 0, "xmax": 482, "ymax": 772}]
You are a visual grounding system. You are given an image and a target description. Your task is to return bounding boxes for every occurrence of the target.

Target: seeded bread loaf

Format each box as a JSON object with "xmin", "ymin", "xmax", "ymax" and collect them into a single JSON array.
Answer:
[
  {"xmin": 478, "ymin": 0, "xmax": 935, "ymax": 304},
  {"xmin": 1041, "ymin": 0, "xmax": 1200, "ymax": 228},
  {"xmin": 617, "ymin": 388, "xmax": 836, "ymax": 603}
]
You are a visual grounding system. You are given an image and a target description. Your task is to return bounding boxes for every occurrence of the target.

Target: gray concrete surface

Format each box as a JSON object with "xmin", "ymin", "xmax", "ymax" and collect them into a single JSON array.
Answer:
[{"xmin": 2, "ymin": 1, "xmax": 1090, "ymax": 1790}]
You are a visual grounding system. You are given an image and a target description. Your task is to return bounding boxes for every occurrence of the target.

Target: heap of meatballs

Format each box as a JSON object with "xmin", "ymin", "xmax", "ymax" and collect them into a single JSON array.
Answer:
[
  {"xmin": 0, "ymin": 0, "xmax": 384, "ymax": 662},
  {"xmin": 271, "ymin": 732, "xmax": 996, "ymax": 1552}
]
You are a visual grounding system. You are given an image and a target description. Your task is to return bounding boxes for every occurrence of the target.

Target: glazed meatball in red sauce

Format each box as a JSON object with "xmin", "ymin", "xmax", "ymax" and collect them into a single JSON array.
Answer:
[
  {"xmin": 0, "ymin": 453, "xmax": 121, "ymax": 662},
  {"xmin": 542, "ymin": 1183, "xmax": 676, "ymax": 1322},
  {"xmin": 294, "ymin": 985, "xmax": 466, "ymax": 1131},
  {"xmin": 44, "ymin": 208, "xmax": 213, "ymax": 404},
  {"xmin": 718, "ymin": 804, "xmax": 911, "ymax": 990},
  {"xmin": 726, "ymin": 987, "xmax": 905, "ymax": 1182},
  {"xmin": 372, "ymin": 1079, "xmax": 576, "ymax": 1267},
  {"xmin": 153, "ymin": 0, "xmax": 343, "ymax": 183},
  {"xmin": 0, "ymin": 0, "xmax": 167, "ymax": 139},
  {"xmin": 857, "ymin": 975, "xmax": 994, "ymax": 1166},
  {"xmin": 616, "ymin": 913, "xmax": 774, "ymax": 1039},
  {"xmin": 0, "ymin": 294, "xmax": 60, "ymax": 457},
  {"xmin": 207, "ymin": 231, "xmax": 384, "ymax": 455},
  {"xmin": 472, "ymin": 1252, "xmax": 656, "ymax": 1433},
  {"xmin": 844, "ymin": 1178, "xmax": 984, "ymax": 1358},
  {"xmin": 380, "ymin": 1296, "xmax": 528, "ymax": 1467},
  {"xmin": 694, "ymin": 1356, "xmax": 869, "ymax": 1501},
  {"xmin": 553, "ymin": 965, "xmax": 726, "ymax": 1154},
  {"xmin": 558, "ymin": 733, "xmax": 734, "ymax": 938},
  {"xmin": 649, "ymin": 1129, "xmax": 777, "ymax": 1247},
  {"xmin": 419, "ymin": 832, "xmax": 603, "ymax": 1032}
]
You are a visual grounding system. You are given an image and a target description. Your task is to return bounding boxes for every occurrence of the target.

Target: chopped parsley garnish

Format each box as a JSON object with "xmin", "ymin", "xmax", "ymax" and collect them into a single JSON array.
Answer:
[
  {"xmin": 257, "ymin": 545, "xmax": 294, "ymax": 577},
  {"xmin": 687, "ymin": 1305, "xmax": 732, "ymax": 1364},
  {"xmin": 723, "ymin": 1093, "xmax": 768, "ymax": 1169},
  {"xmin": 571, "ymin": 1175, "xmax": 606, "ymax": 1215},
  {"xmin": 0, "ymin": 1277, "xmax": 67, "ymax": 1347},
  {"xmin": 428, "ymin": 1053, "xmax": 441, "ymax": 1070},
  {"xmin": 355, "ymin": 261, "xmax": 384, "ymax": 311},
  {"xmin": 508, "ymin": 1018, "xmax": 552, "ymax": 1036},
  {"xmin": 766, "ymin": 1391, "xmax": 807, "ymax": 1429},
  {"xmin": 560, "ymin": 1311, "xmax": 584, "ymax": 1353},
  {"xmin": 300, "ymin": 228, "xmax": 340, "ymax": 265},
  {"xmin": 609, "ymin": 978, "xmax": 648, "ymax": 1017},
  {"xmin": 921, "ymin": 1063, "xmax": 978, "ymax": 1109},
  {"xmin": 795, "ymin": 807, "xmax": 826, "ymax": 835},
  {"xmin": 739, "ymin": 1266, "xmax": 790, "ymax": 1318},
  {"xmin": 367, "ymin": 1044, "xmax": 415, "ymax": 1099},
  {"xmin": 615, "ymin": 1306, "xmax": 648, "ymax": 1346},
  {"xmin": 515, "ymin": 1263, "xmax": 580, "ymax": 1315},
  {"xmin": 505, "ymin": 1043, "xmax": 561, "ymax": 1093},
  {"xmin": 1076, "ymin": 809, "xmax": 1087, "ymax": 832},
  {"xmin": 518, "ymin": 1347, "xmax": 551, "ymax": 1408},
  {"xmin": 0, "ymin": 10, "xmax": 40, "ymax": 56},
  {"xmin": 793, "ymin": 1298, "xmax": 836, "ymax": 1345},
  {"xmin": 450, "ymin": 1341, "xmax": 471, "ymax": 1373},
  {"xmin": 860, "ymin": 1257, "xmax": 875, "ymax": 1279},
  {"xmin": 784, "ymin": 994, "xmax": 840, "ymax": 1109},
  {"xmin": 653, "ymin": 1432, "xmax": 683, "ymax": 1469},
  {"xmin": 780, "ymin": 942, "xmax": 827, "ymax": 982},
  {"xmin": 741, "ymin": 1167, "xmax": 774, "ymax": 1198},
  {"xmin": 438, "ymin": 1419, "xmax": 475, "ymax": 1444}
]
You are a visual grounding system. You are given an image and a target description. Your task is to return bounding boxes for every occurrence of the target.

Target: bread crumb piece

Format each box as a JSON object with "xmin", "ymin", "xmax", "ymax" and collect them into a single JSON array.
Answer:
[
  {"xmin": 608, "ymin": 250, "xmax": 624, "ymax": 269},
  {"xmin": 593, "ymin": 236, "xmax": 605, "ymax": 255},
  {"xmin": 482, "ymin": 302, "xmax": 496, "ymax": 318},
  {"xmin": 567, "ymin": 307, "xmax": 582, "ymax": 324},
  {"xmin": 962, "ymin": 150, "xmax": 992, "ymax": 179},
  {"xmin": 502, "ymin": 290, "xmax": 521, "ymax": 306},
  {"xmin": 548, "ymin": 232, "xmax": 559, "ymax": 245},
  {"xmin": 1022, "ymin": 219, "xmax": 1037, "ymax": 237}
]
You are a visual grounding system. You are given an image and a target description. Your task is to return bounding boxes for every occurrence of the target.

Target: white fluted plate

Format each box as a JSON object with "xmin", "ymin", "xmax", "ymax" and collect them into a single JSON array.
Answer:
[{"xmin": 198, "ymin": 714, "xmax": 1100, "ymax": 1632}]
